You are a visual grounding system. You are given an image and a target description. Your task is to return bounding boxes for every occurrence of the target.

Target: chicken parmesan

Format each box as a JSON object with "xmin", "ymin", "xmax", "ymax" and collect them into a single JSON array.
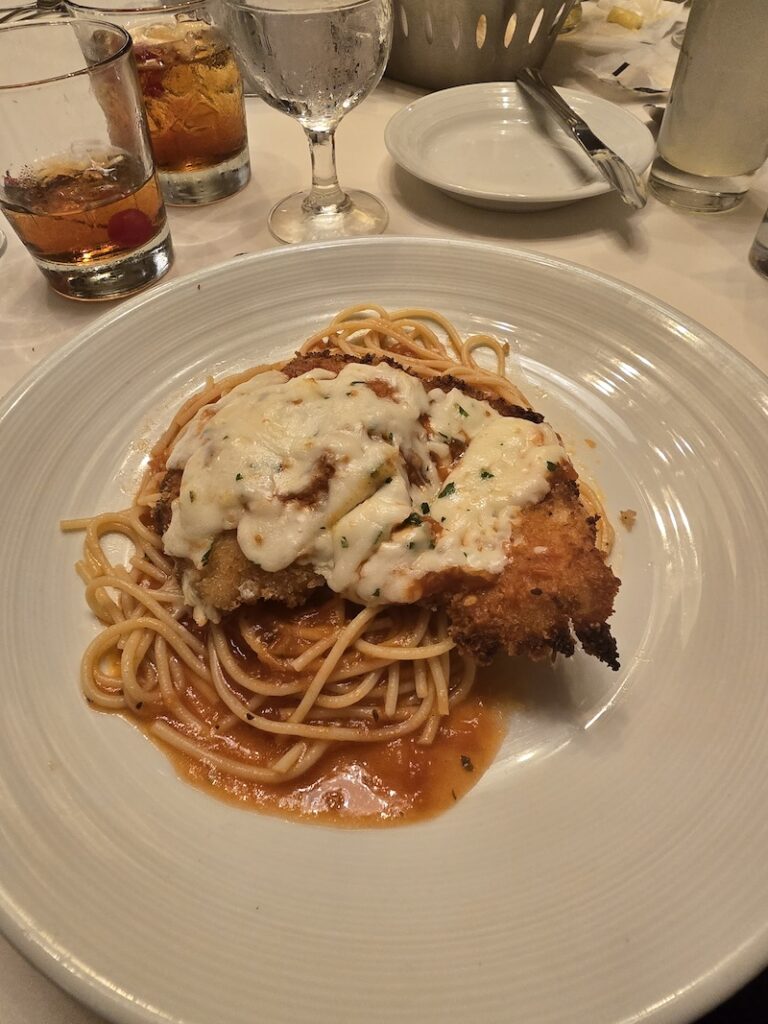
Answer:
[{"xmin": 64, "ymin": 305, "xmax": 620, "ymax": 826}]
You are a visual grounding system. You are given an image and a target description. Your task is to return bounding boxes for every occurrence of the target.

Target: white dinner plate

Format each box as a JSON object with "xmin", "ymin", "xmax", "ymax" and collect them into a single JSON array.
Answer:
[
  {"xmin": 1, "ymin": 237, "xmax": 768, "ymax": 1024},
  {"xmin": 385, "ymin": 82, "xmax": 656, "ymax": 210}
]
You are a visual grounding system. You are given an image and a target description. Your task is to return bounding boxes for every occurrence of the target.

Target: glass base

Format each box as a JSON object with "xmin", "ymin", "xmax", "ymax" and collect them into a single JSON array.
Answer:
[
  {"xmin": 268, "ymin": 189, "xmax": 388, "ymax": 244},
  {"xmin": 37, "ymin": 223, "xmax": 173, "ymax": 301},
  {"xmin": 649, "ymin": 156, "xmax": 750, "ymax": 213},
  {"xmin": 159, "ymin": 147, "xmax": 250, "ymax": 207}
]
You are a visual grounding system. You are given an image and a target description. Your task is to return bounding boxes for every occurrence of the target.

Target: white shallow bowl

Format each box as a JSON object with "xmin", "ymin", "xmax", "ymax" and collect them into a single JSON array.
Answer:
[
  {"xmin": 385, "ymin": 82, "xmax": 656, "ymax": 210},
  {"xmin": 1, "ymin": 237, "xmax": 768, "ymax": 1024}
]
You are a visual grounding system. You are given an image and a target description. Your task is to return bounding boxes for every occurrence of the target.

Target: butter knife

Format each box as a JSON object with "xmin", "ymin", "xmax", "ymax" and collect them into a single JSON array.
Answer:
[{"xmin": 517, "ymin": 67, "xmax": 647, "ymax": 210}]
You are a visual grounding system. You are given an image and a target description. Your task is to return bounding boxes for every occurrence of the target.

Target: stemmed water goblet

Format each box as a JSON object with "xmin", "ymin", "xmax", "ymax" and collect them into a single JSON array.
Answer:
[{"xmin": 223, "ymin": 0, "xmax": 392, "ymax": 244}]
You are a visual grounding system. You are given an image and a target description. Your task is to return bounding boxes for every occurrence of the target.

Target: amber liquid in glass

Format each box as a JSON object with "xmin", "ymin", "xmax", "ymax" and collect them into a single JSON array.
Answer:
[
  {"xmin": 133, "ymin": 28, "xmax": 248, "ymax": 173},
  {"xmin": 1, "ymin": 151, "xmax": 166, "ymax": 265}
]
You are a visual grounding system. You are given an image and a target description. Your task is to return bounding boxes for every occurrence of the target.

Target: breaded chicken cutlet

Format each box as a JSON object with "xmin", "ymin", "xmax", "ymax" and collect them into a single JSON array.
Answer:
[{"xmin": 152, "ymin": 350, "xmax": 620, "ymax": 670}]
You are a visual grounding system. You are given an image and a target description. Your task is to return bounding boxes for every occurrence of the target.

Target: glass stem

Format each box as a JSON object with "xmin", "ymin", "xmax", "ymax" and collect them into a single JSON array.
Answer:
[{"xmin": 303, "ymin": 128, "xmax": 349, "ymax": 214}]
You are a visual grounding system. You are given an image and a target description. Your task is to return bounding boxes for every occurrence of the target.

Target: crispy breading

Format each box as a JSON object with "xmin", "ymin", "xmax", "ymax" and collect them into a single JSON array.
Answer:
[
  {"xmin": 282, "ymin": 350, "xmax": 544, "ymax": 424},
  {"xmin": 442, "ymin": 468, "xmax": 620, "ymax": 669},
  {"xmin": 190, "ymin": 532, "xmax": 324, "ymax": 612},
  {"xmin": 152, "ymin": 469, "xmax": 181, "ymax": 536}
]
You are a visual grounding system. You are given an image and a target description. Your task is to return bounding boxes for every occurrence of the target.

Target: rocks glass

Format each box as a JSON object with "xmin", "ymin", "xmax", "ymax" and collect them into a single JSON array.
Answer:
[
  {"xmin": 0, "ymin": 19, "xmax": 173, "ymax": 299},
  {"xmin": 67, "ymin": 0, "xmax": 251, "ymax": 206}
]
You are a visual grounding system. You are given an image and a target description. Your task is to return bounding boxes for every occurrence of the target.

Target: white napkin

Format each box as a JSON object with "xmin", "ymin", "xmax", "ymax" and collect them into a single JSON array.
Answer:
[{"xmin": 564, "ymin": 0, "xmax": 688, "ymax": 94}]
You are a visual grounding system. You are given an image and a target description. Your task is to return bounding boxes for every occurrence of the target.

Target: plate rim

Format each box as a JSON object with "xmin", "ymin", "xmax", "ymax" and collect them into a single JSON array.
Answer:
[
  {"xmin": 2, "ymin": 235, "xmax": 768, "ymax": 1024},
  {"xmin": 384, "ymin": 81, "xmax": 656, "ymax": 205},
  {"xmin": 2, "ymin": 237, "xmax": 766, "ymax": 440}
]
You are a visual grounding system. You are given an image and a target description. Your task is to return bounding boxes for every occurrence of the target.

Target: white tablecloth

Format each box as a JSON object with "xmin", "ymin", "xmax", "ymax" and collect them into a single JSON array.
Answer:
[{"xmin": 1, "ymin": 38, "xmax": 767, "ymax": 1024}]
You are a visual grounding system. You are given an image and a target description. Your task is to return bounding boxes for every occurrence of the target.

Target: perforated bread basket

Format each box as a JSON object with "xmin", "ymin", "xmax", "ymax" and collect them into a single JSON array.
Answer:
[{"xmin": 386, "ymin": 0, "xmax": 577, "ymax": 90}]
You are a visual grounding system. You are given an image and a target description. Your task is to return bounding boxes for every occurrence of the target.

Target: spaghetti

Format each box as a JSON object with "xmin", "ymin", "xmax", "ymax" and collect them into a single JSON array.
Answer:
[{"xmin": 63, "ymin": 306, "xmax": 613, "ymax": 814}]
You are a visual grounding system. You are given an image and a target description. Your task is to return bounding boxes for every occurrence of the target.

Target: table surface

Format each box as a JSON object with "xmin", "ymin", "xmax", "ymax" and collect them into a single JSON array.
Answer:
[{"xmin": 1, "ymin": 34, "xmax": 767, "ymax": 1024}]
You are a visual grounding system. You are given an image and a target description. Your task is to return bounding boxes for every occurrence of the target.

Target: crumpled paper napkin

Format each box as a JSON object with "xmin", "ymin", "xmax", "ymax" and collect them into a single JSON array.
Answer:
[{"xmin": 565, "ymin": 0, "xmax": 689, "ymax": 94}]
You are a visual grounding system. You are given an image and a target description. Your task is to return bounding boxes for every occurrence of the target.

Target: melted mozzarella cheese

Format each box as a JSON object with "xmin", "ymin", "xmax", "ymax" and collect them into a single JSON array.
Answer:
[{"xmin": 163, "ymin": 361, "xmax": 566, "ymax": 615}]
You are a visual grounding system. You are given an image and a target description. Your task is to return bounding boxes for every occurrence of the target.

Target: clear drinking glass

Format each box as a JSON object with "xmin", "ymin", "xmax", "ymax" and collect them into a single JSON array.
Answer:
[
  {"xmin": 223, "ymin": 0, "xmax": 392, "ymax": 244},
  {"xmin": 649, "ymin": 0, "xmax": 768, "ymax": 213},
  {"xmin": 66, "ymin": 0, "xmax": 251, "ymax": 206},
  {"xmin": 0, "ymin": 19, "xmax": 173, "ymax": 300}
]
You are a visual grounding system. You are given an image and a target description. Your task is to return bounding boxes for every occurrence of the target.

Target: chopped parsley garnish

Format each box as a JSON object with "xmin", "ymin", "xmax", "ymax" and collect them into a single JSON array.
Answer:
[
  {"xmin": 235, "ymin": 473, "xmax": 243, "ymax": 481},
  {"xmin": 456, "ymin": 404, "xmax": 468, "ymax": 417},
  {"xmin": 404, "ymin": 512, "xmax": 422, "ymax": 526},
  {"xmin": 460, "ymin": 755, "xmax": 474, "ymax": 772},
  {"xmin": 340, "ymin": 536, "xmax": 349, "ymax": 548},
  {"xmin": 546, "ymin": 460, "xmax": 558, "ymax": 472},
  {"xmin": 480, "ymin": 469, "xmax": 494, "ymax": 479},
  {"xmin": 188, "ymin": 491, "xmax": 196, "ymax": 503},
  {"xmin": 438, "ymin": 481, "xmax": 456, "ymax": 499},
  {"xmin": 372, "ymin": 588, "xmax": 380, "ymax": 597},
  {"xmin": 421, "ymin": 502, "xmax": 430, "ymax": 515}
]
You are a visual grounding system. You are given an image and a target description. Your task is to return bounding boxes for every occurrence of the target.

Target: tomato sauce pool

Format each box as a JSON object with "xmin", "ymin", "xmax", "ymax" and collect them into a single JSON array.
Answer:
[{"xmin": 122, "ymin": 670, "xmax": 514, "ymax": 828}]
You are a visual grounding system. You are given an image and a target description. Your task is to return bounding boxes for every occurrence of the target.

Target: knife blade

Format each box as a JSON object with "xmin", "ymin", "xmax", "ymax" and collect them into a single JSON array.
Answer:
[{"xmin": 517, "ymin": 67, "xmax": 647, "ymax": 210}]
